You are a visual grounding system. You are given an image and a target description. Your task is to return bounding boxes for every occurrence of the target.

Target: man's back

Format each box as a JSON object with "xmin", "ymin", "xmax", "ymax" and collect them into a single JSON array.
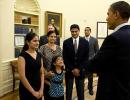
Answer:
[{"xmin": 93, "ymin": 25, "xmax": 130, "ymax": 100}]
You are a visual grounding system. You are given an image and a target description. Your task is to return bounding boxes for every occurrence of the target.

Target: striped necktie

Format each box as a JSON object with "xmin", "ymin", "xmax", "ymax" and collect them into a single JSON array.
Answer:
[{"xmin": 74, "ymin": 39, "xmax": 77, "ymax": 54}]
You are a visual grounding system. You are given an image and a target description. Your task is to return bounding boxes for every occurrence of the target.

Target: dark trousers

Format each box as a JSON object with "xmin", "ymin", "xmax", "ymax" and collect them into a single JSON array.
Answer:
[
  {"xmin": 86, "ymin": 72, "xmax": 93, "ymax": 91},
  {"xmin": 65, "ymin": 73, "xmax": 84, "ymax": 100},
  {"xmin": 43, "ymin": 83, "xmax": 50, "ymax": 100}
]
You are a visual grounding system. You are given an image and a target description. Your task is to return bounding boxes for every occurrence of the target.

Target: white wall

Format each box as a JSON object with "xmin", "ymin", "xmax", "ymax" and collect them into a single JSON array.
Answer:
[
  {"xmin": 0, "ymin": 0, "xmax": 15, "ymax": 96},
  {"xmin": 0, "ymin": 0, "xmax": 14, "ymax": 61},
  {"xmin": 38, "ymin": 0, "xmax": 130, "ymax": 42}
]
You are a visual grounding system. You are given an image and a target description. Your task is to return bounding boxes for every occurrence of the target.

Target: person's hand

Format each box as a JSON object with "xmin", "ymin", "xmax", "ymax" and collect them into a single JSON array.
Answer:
[
  {"xmin": 44, "ymin": 81, "xmax": 51, "ymax": 92},
  {"xmin": 32, "ymin": 91, "xmax": 41, "ymax": 99},
  {"xmin": 45, "ymin": 80, "xmax": 51, "ymax": 87},
  {"xmin": 61, "ymin": 64, "xmax": 65, "ymax": 71},
  {"xmin": 39, "ymin": 89, "xmax": 43, "ymax": 98},
  {"xmin": 47, "ymin": 71, "xmax": 55, "ymax": 77},
  {"xmin": 72, "ymin": 68, "xmax": 80, "ymax": 77}
]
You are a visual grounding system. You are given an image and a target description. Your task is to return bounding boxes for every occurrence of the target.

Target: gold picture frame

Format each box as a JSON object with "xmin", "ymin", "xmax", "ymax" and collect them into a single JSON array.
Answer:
[{"xmin": 45, "ymin": 11, "xmax": 62, "ymax": 37}]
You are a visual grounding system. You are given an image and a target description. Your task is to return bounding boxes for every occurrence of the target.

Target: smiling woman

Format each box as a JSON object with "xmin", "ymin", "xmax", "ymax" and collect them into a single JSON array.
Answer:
[
  {"xmin": 18, "ymin": 33, "xmax": 44, "ymax": 100},
  {"xmin": 39, "ymin": 31, "xmax": 62, "ymax": 100}
]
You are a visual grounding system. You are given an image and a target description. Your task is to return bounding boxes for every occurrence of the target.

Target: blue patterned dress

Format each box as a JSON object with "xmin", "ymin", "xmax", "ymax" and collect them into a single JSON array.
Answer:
[{"xmin": 49, "ymin": 70, "xmax": 64, "ymax": 98}]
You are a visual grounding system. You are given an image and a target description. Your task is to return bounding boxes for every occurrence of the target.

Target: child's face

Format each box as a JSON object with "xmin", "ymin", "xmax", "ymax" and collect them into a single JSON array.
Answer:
[{"xmin": 55, "ymin": 57, "xmax": 64, "ymax": 67}]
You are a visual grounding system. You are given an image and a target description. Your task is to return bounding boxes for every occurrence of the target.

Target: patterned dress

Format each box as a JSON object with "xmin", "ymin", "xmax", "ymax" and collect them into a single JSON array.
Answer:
[
  {"xmin": 39, "ymin": 44, "xmax": 62, "ymax": 100},
  {"xmin": 49, "ymin": 70, "xmax": 64, "ymax": 99},
  {"xmin": 39, "ymin": 44, "xmax": 62, "ymax": 71}
]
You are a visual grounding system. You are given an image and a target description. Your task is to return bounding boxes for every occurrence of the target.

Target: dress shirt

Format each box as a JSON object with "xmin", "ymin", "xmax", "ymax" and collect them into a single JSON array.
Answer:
[
  {"xmin": 85, "ymin": 35, "xmax": 90, "ymax": 42},
  {"xmin": 113, "ymin": 23, "xmax": 129, "ymax": 32},
  {"xmin": 73, "ymin": 36, "xmax": 79, "ymax": 49}
]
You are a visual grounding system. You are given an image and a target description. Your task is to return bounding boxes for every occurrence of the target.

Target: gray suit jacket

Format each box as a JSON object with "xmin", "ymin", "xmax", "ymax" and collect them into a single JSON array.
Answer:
[{"xmin": 85, "ymin": 36, "xmax": 99, "ymax": 60}]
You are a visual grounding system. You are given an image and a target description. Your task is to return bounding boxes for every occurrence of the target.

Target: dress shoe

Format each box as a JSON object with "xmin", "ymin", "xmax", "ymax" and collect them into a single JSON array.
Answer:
[{"xmin": 89, "ymin": 90, "xmax": 94, "ymax": 95}]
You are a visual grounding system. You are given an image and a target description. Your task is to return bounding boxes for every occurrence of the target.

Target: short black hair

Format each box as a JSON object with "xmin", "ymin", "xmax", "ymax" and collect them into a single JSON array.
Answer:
[
  {"xmin": 110, "ymin": 1, "xmax": 130, "ymax": 20},
  {"xmin": 70, "ymin": 24, "xmax": 80, "ymax": 30},
  {"xmin": 85, "ymin": 27, "xmax": 91, "ymax": 32}
]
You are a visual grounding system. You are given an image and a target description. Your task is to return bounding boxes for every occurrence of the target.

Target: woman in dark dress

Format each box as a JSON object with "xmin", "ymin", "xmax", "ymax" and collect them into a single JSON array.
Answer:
[{"xmin": 18, "ymin": 33, "xmax": 44, "ymax": 100}]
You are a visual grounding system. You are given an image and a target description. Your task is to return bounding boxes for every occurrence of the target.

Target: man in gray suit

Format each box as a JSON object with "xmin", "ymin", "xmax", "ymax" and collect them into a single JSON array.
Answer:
[{"xmin": 84, "ymin": 27, "xmax": 99, "ymax": 95}]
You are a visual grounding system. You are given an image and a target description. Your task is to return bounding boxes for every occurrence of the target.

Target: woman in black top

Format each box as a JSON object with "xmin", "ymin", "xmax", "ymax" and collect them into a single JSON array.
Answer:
[{"xmin": 18, "ymin": 33, "xmax": 44, "ymax": 100}]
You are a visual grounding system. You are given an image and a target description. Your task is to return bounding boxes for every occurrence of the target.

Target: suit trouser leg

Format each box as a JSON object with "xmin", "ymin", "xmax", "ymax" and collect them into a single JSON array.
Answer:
[
  {"xmin": 87, "ymin": 72, "xmax": 93, "ymax": 91},
  {"xmin": 43, "ymin": 83, "xmax": 50, "ymax": 100},
  {"xmin": 75, "ymin": 77, "xmax": 85, "ymax": 100},
  {"xmin": 65, "ymin": 74, "xmax": 74, "ymax": 100}
]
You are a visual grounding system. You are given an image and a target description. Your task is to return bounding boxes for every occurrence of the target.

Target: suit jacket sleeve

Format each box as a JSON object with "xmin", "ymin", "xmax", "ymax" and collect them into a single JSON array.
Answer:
[
  {"xmin": 78, "ymin": 40, "xmax": 89, "ymax": 70},
  {"xmin": 94, "ymin": 39, "xmax": 99, "ymax": 53},
  {"xmin": 39, "ymin": 36, "xmax": 48, "ymax": 47},
  {"xmin": 63, "ymin": 40, "xmax": 73, "ymax": 71},
  {"xmin": 88, "ymin": 35, "xmax": 117, "ymax": 73},
  {"xmin": 39, "ymin": 36, "xmax": 43, "ymax": 47}
]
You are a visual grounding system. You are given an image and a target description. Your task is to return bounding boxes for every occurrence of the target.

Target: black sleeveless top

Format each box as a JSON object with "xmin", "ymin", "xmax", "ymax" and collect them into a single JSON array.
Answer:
[{"xmin": 19, "ymin": 51, "xmax": 42, "ymax": 100}]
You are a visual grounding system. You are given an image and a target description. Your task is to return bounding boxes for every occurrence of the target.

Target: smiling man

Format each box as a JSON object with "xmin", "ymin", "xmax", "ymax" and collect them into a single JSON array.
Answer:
[{"xmin": 63, "ymin": 24, "xmax": 89, "ymax": 100}]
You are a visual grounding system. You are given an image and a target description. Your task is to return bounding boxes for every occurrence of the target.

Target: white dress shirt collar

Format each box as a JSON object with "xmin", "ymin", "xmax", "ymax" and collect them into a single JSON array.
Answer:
[
  {"xmin": 85, "ymin": 35, "xmax": 90, "ymax": 42},
  {"xmin": 113, "ymin": 23, "xmax": 129, "ymax": 32}
]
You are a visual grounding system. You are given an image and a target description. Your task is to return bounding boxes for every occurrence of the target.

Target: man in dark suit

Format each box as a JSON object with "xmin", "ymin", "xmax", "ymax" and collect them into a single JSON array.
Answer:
[
  {"xmin": 84, "ymin": 27, "xmax": 99, "ymax": 95},
  {"xmin": 39, "ymin": 24, "xmax": 60, "ymax": 47},
  {"xmin": 63, "ymin": 24, "xmax": 89, "ymax": 100},
  {"xmin": 87, "ymin": 1, "xmax": 130, "ymax": 100},
  {"xmin": 39, "ymin": 35, "xmax": 48, "ymax": 47}
]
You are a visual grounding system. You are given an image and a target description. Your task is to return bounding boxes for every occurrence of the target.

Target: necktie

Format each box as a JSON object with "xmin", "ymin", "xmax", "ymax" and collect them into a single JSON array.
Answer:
[{"xmin": 74, "ymin": 39, "xmax": 77, "ymax": 54}]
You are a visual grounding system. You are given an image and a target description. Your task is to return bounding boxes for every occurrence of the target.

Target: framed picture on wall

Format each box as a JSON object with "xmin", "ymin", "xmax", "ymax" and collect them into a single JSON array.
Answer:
[
  {"xmin": 45, "ymin": 11, "xmax": 62, "ymax": 37},
  {"xmin": 15, "ymin": 35, "xmax": 25, "ymax": 46},
  {"xmin": 97, "ymin": 22, "xmax": 108, "ymax": 39}
]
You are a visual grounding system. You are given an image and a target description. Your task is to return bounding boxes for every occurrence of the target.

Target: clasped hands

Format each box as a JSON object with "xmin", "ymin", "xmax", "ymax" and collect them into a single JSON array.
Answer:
[
  {"xmin": 72, "ymin": 68, "xmax": 80, "ymax": 77},
  {"xmin": 32, "ymin": 89, "xmax": 43, "ymax": 99}
]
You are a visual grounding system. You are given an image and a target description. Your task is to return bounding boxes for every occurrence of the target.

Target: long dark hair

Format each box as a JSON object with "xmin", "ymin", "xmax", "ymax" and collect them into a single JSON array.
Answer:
[
  {"xmin": 22, "ymin": 33, "xmax": 38, "ymax": 51},
  {"xmin": 51, "ymin": 55, "xmax": 63, "ymax": 72}
]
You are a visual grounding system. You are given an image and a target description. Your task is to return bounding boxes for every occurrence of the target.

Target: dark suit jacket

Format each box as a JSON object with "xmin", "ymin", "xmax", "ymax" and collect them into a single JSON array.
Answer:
[
  {"xmin": 63, "ymin": 37, "xmax": 89, "ymax": 78},
  {"xmin": 88, "ymin": 25, "xmax": 130, "ymax": 100},
  {"xmin": 39, "ymin": 35, "xmax": 48, "ymax": 47}
]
